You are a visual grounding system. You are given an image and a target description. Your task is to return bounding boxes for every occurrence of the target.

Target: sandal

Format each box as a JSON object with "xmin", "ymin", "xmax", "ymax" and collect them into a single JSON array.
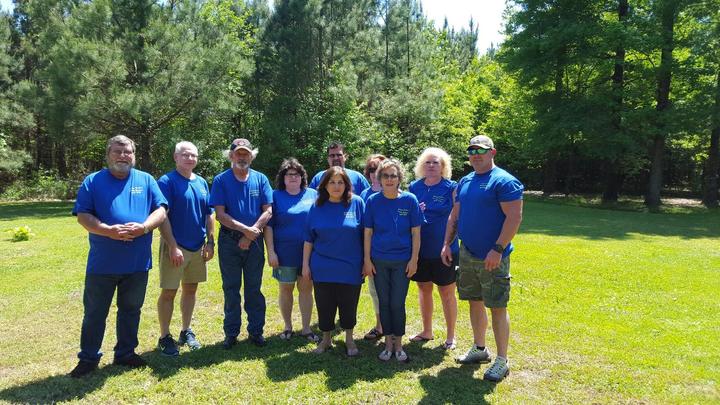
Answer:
[
  {"xmin": 364, "ymin": 327, "xmax": 383, "ymax": 340},
  {"xmin": 395, "ymin": 350, "xmax": 409, "ymax": 362},
  {"xmin": 346, "ymin": 347, "xmax": 360, "ymax": 357},
  {"xmin": 442, "ymin": 340, "xmax": 457, "ymax": 350},
  {"xmin": 300, "ymin": 331, "xmax": 320, "ymax": 343},
  {"xmin": 378, "ymin": 349, "xmax": 393, "ymax": 361},
  {"xmin": 279, "ymin": 330, "xmax": 293, "ymax": 340},
  {"xmin": 312, "ymin": 343, "xmax": 332, "ymax": 354},
  {"xmin": 409, "ymin": 334, "xmax": 434, "ymax": 343}
]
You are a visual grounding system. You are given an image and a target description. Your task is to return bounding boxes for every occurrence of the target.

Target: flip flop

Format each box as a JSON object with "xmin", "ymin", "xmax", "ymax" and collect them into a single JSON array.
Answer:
[
  {"xmin": 346, "ymin": 347, "xmax": 360, "ymax": 357},
  {"xmin": 363, "ymin": 327, "xmax": 383, "ymax": 340},
  {"xmin": 300, "ymin": 332, "xmax": 320, "ymax": 343},
  {"xmin": 279, "ymin": 330, "xmax": 293, "ymax": 340},
  {"xmin": 409, "ymin": 334, "xmax": 434, "ymax": 343},
  {"xmin": 442, "ymin": 340, "xmax": 457, "ymax": 350}
]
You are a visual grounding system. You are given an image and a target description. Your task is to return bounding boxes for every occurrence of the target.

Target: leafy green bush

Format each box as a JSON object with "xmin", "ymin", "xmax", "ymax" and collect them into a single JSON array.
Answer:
[
  {"xmin": 6, "ymin": 225, "xmax": 34, "ymax": 242},
  {"xmin": 0, "ymin": 171, "xmax": 79, "ymax": 201}
]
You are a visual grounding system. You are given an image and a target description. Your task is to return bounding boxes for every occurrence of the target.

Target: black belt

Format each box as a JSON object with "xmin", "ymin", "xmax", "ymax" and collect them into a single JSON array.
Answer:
[{"xmin": 220, "ymin": 226, "xmax": 244, "ymax": 241}]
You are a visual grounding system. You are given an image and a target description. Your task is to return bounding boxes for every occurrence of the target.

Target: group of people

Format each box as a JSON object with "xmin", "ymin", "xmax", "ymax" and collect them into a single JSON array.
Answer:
[{"xmin": 69, "ymin": 133, "xmax": 524, "ymax": 384}]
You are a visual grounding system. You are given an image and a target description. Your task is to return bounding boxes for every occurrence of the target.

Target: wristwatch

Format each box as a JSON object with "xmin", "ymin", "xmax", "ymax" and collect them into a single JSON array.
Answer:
[{"xmin": 491, "ymin": 244, "xmax": 505, "ymax": 254}]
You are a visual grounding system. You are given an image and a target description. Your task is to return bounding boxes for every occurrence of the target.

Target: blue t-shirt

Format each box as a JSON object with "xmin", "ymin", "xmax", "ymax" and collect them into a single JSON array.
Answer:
[
  {"xmin": 157, "ymin": 170, "xmax": 214, "ymax": 252},
  {"xmin": 409, "ymin": 178, "xmax": 459, "ymax": 259},
  {"xmin": 209, "ymin": 168, "xmax": 273, "ymax": 226},
  {"xmin": 360, "ymin": 187, "xmax": 380, "ymax": 202},
  {"xmin": 364, "ymin": 191, "xmax": 423, "ymax": 261},
  {"xmin": 309, "ymin": 168, "xmax": 370, "ymax": 195},
  {"xmin": 268, "ymin": 188, "xmax": 318, "ymax": 268},
  {"xmin": 72, "ymin": 168, "xmax": 168, "ymax": 275},
  {"xmin": 304, "ymin": 195, "xmax": 365, "ymax": 285},
  {"xmin": 456, "ymin": 166, "xmax": 524, "ymax": 259}
]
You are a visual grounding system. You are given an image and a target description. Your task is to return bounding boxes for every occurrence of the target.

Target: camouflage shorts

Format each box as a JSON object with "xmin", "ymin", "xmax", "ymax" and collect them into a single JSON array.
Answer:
[{"xmin": 457, "ymin": 247, "xmax": 511, "ymax": 308}]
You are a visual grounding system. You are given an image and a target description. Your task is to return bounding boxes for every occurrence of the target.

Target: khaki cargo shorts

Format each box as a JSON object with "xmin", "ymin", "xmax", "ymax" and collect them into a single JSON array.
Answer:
[{"xmin": 159, "ymin": 239, "xmax": 208, "ymax": 289}]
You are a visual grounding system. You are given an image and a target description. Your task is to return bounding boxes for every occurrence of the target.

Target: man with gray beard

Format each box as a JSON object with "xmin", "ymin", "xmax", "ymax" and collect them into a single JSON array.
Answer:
[{"xmin": 70, "ymin": 135, "xmax": 167, "ymax": 378}]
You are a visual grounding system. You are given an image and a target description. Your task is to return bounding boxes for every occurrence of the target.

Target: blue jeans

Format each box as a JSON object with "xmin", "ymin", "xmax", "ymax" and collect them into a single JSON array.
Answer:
[
  {"xmin": 78, "ymin": 271, "xmax": 149, "ymax": 363},
  {"xmin": 372, "ymin": 258, "xmax": 410, "ymax": 337},
  {"xmin": 218, "ymin": 233, "xmax": 266, "ymax": 337}
]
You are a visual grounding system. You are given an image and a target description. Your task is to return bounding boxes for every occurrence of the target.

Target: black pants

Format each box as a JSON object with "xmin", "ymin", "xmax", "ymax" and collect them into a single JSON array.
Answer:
[{"xmin": 313, "ymin": 282, "xmax": 361, "ymax": 332}]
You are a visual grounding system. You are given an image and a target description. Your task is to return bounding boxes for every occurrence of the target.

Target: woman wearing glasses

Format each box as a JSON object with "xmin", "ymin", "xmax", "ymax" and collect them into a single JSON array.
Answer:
[
  {"xmin": 303, "ymin": 167, "xmax": 365, "ymax": 356},
  {"xmin": 360, "ymin": 154, "xmax": 386, "ymax": 342},
  {"xmin": 363, "ymin": 159, "xmax": 422, "ymax": 362},
  {"xmin": 408, "ymin": 147, "xmax": 459, "ymax": 350},
  {"xmin": 264, "ymin": 158, "xmax": 320, "ymax": 342}
]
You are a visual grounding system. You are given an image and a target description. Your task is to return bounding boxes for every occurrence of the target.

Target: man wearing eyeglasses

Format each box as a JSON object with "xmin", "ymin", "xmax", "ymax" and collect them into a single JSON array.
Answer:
[
  {"xmin": 441, "ymin": 134, "xmax": 524, "ymax": 383},
  {"xmin": 309, "ymin": 141, "xmax": 370, "ymax": 194},
  {"xmin": 70, "ymin": 135, "xmax": 168, "ymax": 378},
  {"xmin": 155, "ymin": 141, "xmax": 215, "ymax": 356},
  {"xmin": 210, "ymin": 138, "xmax": 273, "ymax": 349}
]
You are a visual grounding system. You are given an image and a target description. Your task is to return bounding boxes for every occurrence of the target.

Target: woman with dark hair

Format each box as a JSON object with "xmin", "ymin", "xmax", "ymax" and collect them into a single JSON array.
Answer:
[
  {"xmin": 360, "ymin": 154, "xmax": 386, "ymax": 341},
  {"xmin": 302, "ymin": 166, "xmax": 365, "ymax": 356},
  {"xmin": 363, "ymin": 159, "xmax": 422, "ymax": 362},
  {"xmin": 264, "ymin": 158, "xmax": 319, "ymax": 342}
]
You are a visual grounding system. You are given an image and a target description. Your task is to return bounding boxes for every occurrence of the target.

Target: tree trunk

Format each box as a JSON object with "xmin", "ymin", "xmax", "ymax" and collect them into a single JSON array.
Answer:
[
  {"xmin": 542, "ymin": 157, "xmax": 557, "ymax": 196},
  {"xmin": 645, "ymin": 2, "xmax": 676, "ymax": 210},
  {"xmin": 55, "ymin": 142, "xmax": 67, "ymax": 178},
  {"xmin": 702, "ymin": 70, "xmax": 720, "ymax": 208},
  {"xmin": 603, "ymin": 0, "xmax": 628, "ymax": 202}
]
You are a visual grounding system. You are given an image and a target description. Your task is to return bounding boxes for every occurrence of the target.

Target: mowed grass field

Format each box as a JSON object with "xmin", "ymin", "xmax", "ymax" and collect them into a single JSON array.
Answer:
[{"xmin": 0, "ymin": 200, "xmax": 718, "ymax": 404}]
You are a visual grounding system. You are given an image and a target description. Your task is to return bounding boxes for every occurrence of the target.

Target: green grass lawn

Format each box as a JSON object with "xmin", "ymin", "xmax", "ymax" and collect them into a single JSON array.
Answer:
[{"xmin": 0, "ymin": 200, "xmax": 718, "ymax": 404}]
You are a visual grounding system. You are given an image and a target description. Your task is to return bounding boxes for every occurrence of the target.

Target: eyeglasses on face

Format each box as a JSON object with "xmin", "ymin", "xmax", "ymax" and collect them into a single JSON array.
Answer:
[
  {"xmin": 381, "ymin": 173, "xmax": 399, "ymax": 179},
  {"xmin": 180, "ymin": 152, "xmax": 198, "ymax": 159},
  {"xmin": 467, "ymin": 148, "xmax": 490, "ymax": 155},
  {"xmin": 424, "ymin": 161, "xmax": 440, "ymax": 166},
  {"xmin": 328, "ymin": 153, "xmax": 344, "ymax": 159},
  {"xmin": 285, "ymin": 172, "xmax": 301, "ymax": 177},
  {"xmin": 368, "ymin": 167, "xmax": 377, "ymax": 173}
]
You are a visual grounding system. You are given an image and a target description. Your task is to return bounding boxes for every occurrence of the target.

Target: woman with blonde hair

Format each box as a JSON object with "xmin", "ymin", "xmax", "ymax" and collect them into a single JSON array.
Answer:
[{"xmin": 408, "ymin": 147, "xmax": 459, "ymax": 350}]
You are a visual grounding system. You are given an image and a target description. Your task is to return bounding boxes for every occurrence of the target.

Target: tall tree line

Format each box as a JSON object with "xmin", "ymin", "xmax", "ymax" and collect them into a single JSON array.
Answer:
[{"xmin": 0, "ymin": 0, "xmax": 718, "ymax": 208}]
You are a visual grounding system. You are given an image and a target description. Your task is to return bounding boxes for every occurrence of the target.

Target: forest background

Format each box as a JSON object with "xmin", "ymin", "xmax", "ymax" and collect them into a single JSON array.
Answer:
[{"xmin": 0, "ymin": 0, "xmax": 718, "ymax": 210}]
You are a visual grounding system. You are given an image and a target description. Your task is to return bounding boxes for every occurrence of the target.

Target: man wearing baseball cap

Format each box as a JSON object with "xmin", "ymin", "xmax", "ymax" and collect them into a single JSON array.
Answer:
[
  {"xmin": 209, "ymin": 138, "xmax": 273, "ymax": 348},
  {"xmin": 441, "ymin": 134, "xmax": 524, "ymax": 382}
]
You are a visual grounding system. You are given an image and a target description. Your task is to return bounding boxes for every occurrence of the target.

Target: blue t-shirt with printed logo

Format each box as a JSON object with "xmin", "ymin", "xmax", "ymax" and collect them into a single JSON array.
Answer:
[
  {"xmin": 73, "ymin": 168, "xmax": 168, "ymax": 275},
  {"xmin": 456, "ymin": 166, "xmax": 524, "ymax": 259},
  {"xmin": 364, "ymin": 191, "xmax": 423, "ymax": 261},
  {"xmin": 209, "ymin": 168, "xmax": 273, "ymax": 226},
  {"xmin": 409, "ymin": 178, "xmax": 459, "ymax": 259},
  {"xmin": 157, "ymin": 170, "xmax": 214, "ymax": 252},
  {"xmin": 309, "ymin": 168, "xmax": 370, "ymax": 195},
  {"xmin": 268, "ymin": 188, "xmax": 318, "ymax": 268},
  {"xmin": 304, "ymin": 195, "xmax": 365, "ymax": 285}
]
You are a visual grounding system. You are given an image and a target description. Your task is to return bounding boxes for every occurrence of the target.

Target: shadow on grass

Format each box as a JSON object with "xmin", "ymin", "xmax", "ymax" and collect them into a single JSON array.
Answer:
[
  {"xmin": 0, "ymin": 335, "xmax": 492, "ymax": 403},
  {"xmin": 521, "ymin": 200, "xmax": 720, "ymax": 240},
  {"xmin": 418, "ymin": 365, "xmax": 496, "ymax": 404},
  {"xmin": 0, "ymin": 201, "xmax": 73, "ymax": 221}
]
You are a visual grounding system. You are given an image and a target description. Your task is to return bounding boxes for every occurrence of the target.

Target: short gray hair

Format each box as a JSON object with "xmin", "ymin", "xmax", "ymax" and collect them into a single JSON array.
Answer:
[
  {"xmin": 376, "ymin": 158, "xmax": 405, "ymax": 188},
  {"xmin": 106, "ymin": 135, "xmax": 135, "ymax": 155},
  {"xmin": 174, "ymin": 141, "xmax": 198, "ymax": 154}
]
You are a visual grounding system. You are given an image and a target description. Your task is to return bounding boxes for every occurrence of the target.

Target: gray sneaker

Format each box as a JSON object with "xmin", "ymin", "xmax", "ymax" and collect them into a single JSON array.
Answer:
[
  {"xmin": 483, "ymin": 358, "xmax": 510, "ymax": 382},
  {"xmin": 178, "ymin": 329, "xmax": 201, "ymax": 351},
  {"xmin": 456, "ymin": 345, "xmax": 491, "ymax": 364}
]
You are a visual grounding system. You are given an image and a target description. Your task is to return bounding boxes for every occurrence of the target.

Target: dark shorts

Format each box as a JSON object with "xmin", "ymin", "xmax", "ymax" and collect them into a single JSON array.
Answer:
[{"xmin": 411, "ymin": 254, "xmax": 458, "ymax": 286}]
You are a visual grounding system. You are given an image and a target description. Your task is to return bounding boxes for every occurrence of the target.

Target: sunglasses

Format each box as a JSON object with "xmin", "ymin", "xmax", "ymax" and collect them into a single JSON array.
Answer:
[
  {"xmin": 467, "ymin": 148, "xmax": 491, "ymax": 155},
  {"xmin": 368, "ymin": 167, "xmax": 377, "ymax": 173},
  {"xmin": 381, "ymin": 173, "xmax": 399, "ymax": 179}
]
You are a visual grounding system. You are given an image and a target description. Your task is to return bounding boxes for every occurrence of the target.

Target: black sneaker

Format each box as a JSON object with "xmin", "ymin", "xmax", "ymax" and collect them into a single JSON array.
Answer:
[
  {"xmin": 223, "ymin": 335, "xmax": 238, "ymax": 350},
  {"xmin": 69, "ymin": 360, "xmax": 98, "ymax": 378},
  {"xmin": 113, "ymin": 353, "xmax": 147, "ymax": 368},
  {"xmin": 249, "ymin": 334, "xmax": 267, "ymax": 347},
  {"xmin": 178, "ymin": 329, "xmax": 201, "ymax": 351},
  {"xmin": 158, "ymin": 334, "xmax": 179, "ymax": 356}
]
